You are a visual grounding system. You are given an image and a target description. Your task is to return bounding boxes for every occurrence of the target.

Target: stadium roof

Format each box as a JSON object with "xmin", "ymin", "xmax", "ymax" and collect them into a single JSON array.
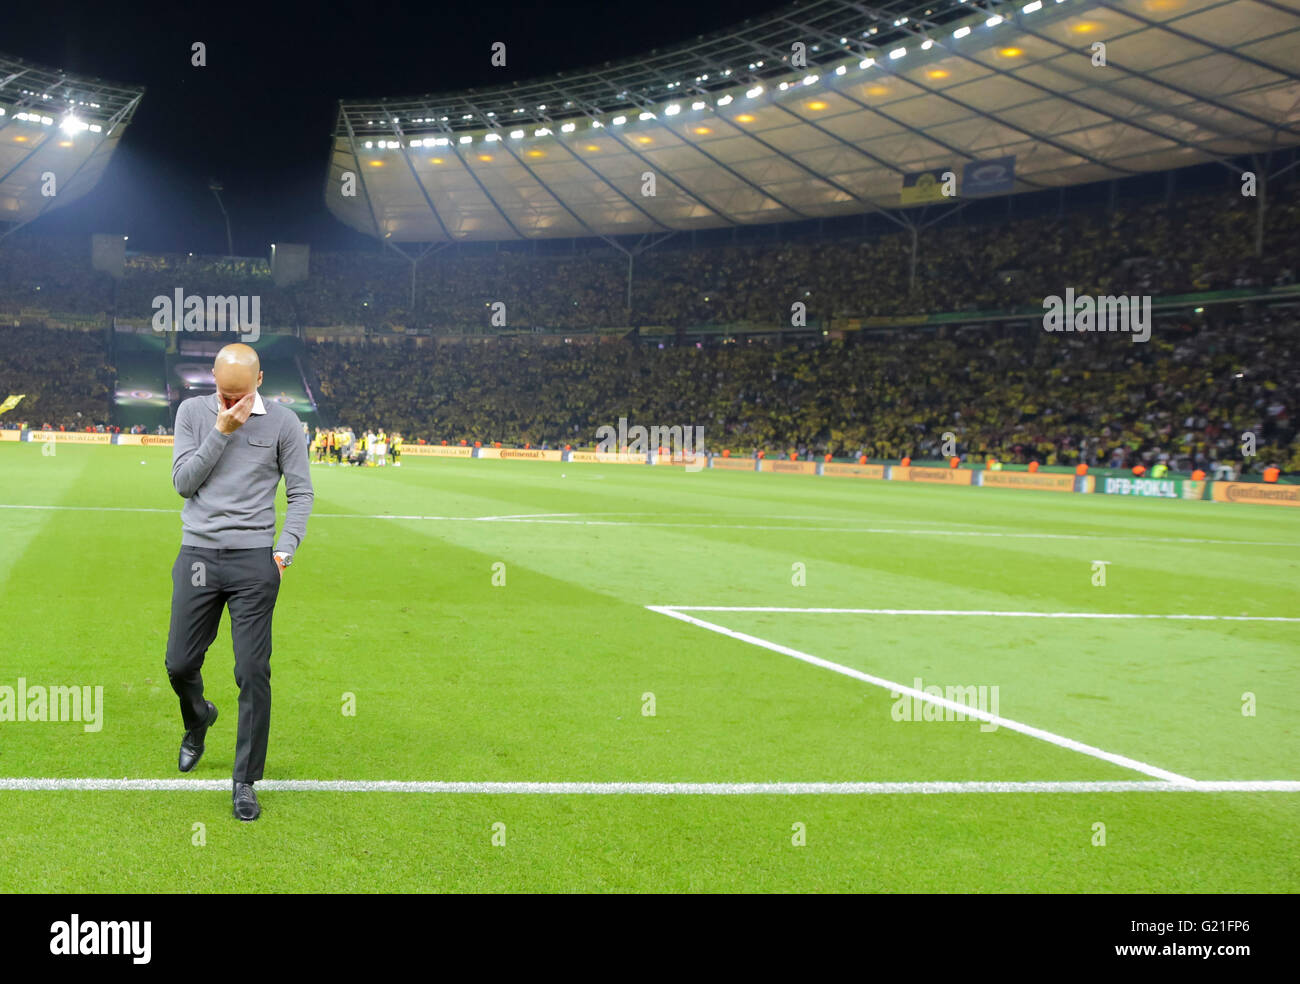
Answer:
[
  {"xmin": 326, "ymin": 0, "xmax": 1300, "ymax": 243},
  {"xmin": 0, "ymin": 54, "xmax": 143, "ymax": 231}
]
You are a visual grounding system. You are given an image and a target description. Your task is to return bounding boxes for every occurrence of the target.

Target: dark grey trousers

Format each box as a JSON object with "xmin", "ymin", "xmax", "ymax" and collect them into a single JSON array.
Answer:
[{"xmin": 165, "ymin": 545, "xmax": 281, "ymax": 782}]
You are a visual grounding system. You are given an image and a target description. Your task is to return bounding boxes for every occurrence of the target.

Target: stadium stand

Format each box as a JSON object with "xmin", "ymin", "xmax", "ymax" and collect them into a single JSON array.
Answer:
[
  {"xmin": 0, "ymin": 179, "xmax": 1296, "ymax": 473},
  {"xmin": 288, "ymin": 186, "xmax": 1300, "ymax": 331},
  {"xmin": 307, "ymin": 312, "xmax": 1299, "ymax": 475},
  {"xmin": 2, "ymin": 183, "xmax": 1297, "ymax": 333},
  {"xmin": 0, "ymin": 324, "xmax": 114, "ymax": 430}
]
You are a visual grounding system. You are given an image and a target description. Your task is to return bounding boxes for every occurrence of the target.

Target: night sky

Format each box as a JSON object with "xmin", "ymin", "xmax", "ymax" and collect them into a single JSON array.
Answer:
[{"xmin": 6, "ymin": 0, "xmax": 779, "ymax": 255}]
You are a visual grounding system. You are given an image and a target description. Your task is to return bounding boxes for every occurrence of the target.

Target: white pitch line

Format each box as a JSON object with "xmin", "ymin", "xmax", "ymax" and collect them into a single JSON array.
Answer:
[
  {"xmin": 0, "ymin": 778, "xmax": 1297, "ymax": 794},
  {"xmin": 472, "ymin": 512, "xmax": 583, "ymax": 521},
  {"xmin": 352, "ymin": 516, "xmax": 1297, "ymax": 548},
  {"xmin": 0, "ymin": 504, "xmax": 175, "ymax": 514},
  {"xmin": 0, "ymin": 503, "xmax": 1295, "ymax": 547},
  {"xmin": 660, "ymin": 607, "xmax": 1300, "ymax": 623},
  {"xmin": 646, "ymin": 606, "xmax": 1196, "ymax": 784}
]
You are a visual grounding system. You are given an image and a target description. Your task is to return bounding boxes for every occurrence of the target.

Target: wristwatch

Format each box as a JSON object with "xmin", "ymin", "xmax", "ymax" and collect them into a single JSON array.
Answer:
[{"xmin": 274, "ymin": 552, "xmax": 291, "ymax": 568}]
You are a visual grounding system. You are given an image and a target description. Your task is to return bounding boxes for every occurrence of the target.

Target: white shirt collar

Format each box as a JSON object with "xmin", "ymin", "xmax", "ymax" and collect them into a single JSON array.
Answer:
[{"xmin": 215, "ymin": 391, "xmax": 266, "ymax": 415}]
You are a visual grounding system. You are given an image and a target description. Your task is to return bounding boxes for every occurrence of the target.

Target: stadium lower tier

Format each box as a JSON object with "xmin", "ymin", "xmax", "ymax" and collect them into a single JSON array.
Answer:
[{"xmin": 305, "ymin": 315, "xmax": 1299, "ymax": 475}]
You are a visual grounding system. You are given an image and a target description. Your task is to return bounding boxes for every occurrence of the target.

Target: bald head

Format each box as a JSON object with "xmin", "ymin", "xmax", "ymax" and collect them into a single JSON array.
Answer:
[{"xmin": 213, "ymin": 344, "xmax": 263, "ymax": 409}]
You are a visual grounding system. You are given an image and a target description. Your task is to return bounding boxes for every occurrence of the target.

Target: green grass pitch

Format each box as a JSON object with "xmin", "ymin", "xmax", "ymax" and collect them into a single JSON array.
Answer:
[{"xmin": 1, "ymin": 443, "xmax": 1297, "ymax": 892}]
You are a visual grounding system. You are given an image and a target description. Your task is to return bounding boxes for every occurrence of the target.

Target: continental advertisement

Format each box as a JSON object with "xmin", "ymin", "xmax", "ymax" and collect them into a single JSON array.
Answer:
[
  {"xmin": 1099, "ymin": 476, "xmax": 1205, "ymax": 500},
  {"xmin": 115, "ymin": 434, "xmax": 176, "ymax": 446},
  {"xmin": 822, "ymin": 462, "xmax": 886, "ymax": 480},
  {"xmin": 567, "ymin": 450, "xmax": 646, "ymax": 465},
  {"xmin": 0, "ymin": 430, "xmax": 21, "ymax": 442},
  {"xmin": 759, "ymin": 459, "xmax": 818, "ymax": 475},
  {"xmin": 1210, "ymin": 481, "xmax": 1300, "ymax": 507},
  {"xmin": 24, "ymin": 431, "xmax": 113, "ymax": 445},
  {"xmin": 478, "ymin": 447, "xmax": 564, "ymax": 462},
  {"xmin": 710, "ymin": 457, "xmax": 758, "ymax": 471},
  {"xmin": 893, "ymin": 465, "xmax": 974, "ymax": 486},
  {"xmin": 401, "ymin": 444, "xmax": 474, "ymax": 457},
  {"xmin": 980, "ymin": 471, "xmax": 1082, "ymax": 493}
]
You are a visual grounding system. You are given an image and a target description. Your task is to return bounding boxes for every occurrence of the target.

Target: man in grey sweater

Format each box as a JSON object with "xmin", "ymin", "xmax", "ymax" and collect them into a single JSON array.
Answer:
[{"xmin": 165, "ymin": 343, "xmax": 314, "ymax": 821}]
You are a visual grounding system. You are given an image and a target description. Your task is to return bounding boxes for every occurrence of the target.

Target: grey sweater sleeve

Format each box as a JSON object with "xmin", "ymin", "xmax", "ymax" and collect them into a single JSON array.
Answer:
[
  {"xmin": 172, "ymin": 400, "xmax": 233, "ymax": 498},
  {"xmin": 274, "ymin": 414, "xmax": 314, "ymax": 561}
]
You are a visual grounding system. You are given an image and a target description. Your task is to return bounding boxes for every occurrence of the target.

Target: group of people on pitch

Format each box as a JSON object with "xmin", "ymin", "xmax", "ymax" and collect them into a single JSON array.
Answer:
[{"xmin": 310, "ymin": 426, "xmax": 402, "ymax": 467}]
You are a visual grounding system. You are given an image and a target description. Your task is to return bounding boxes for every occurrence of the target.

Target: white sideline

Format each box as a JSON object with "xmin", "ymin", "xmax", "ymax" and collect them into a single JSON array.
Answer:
[
  {"xmin": 646, "ymin": 605, "xmax": 1197, "ymax": 784},
  {"xmin": 0, "ymin": 778, "xmax": 1297, "ymax": 794},
  {"xmin": 660, "ymin": 606, "xmax": 1300, "ymax": 622},
  {"xmin": 0, "ymin": 504, "xmax": 1296, "ymax": 547}
]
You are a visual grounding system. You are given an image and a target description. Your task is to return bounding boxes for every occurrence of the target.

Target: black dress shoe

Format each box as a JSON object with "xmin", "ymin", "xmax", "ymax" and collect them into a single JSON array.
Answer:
[
  {"xmin": 233, "ymin": 782, "xmax": 260, "ymax": 822},
  {"xmin": 178, "ymin": 700, "xmax": 218, "ymax": 773}
]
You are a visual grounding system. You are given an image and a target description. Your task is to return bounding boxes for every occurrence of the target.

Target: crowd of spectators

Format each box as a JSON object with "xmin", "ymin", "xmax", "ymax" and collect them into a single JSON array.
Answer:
[
  {"xmin": 307, "ymin": 184, "xmax": 1300, "ymax": 327},
  {"xmin": 0, "ymin": 237, "xmax": 113, "ymax": 317},
  {"xmin": 0, "ymin": 325, "xmax": 114, "ymax": 430},
  {"xmin": 308, "ymin": 312, "xmax": 1299, "ymax": 475},
  {"xmin": 1, "ymin": 184, "xmax": 1296, "ymax": 331},
  {"xmin": 3, "ymin": 311, "xmax": 1289, "ymax": 475},
  {"xmin": 1, "ymin": 178, "xmax": 1296, "ymax": 474},
  {"xmin": 287, "ymin": 187, "xmax": 1300, "ymax": 330}
]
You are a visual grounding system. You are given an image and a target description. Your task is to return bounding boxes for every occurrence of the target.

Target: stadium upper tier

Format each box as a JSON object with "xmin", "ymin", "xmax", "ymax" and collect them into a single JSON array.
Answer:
[
  {"xmin": 326, "ymin": 0, "xmax": 1300, "ymax": 243},
  {"xmin": 3, "ymin": 180, "xmax": 1299, "ymax": 331},
  {"xmin": 0, "ymin": 54, "xmax": 143, "ymax": 230}
]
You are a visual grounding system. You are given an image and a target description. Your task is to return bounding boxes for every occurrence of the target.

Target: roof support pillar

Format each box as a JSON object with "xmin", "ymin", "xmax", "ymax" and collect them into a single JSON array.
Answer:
[
  {"xmin": 598, "ymin": 231, "xmax": 675, "ymax": 316},
  {"xmin": 385, "ymin": 240, "xmax": 446, "ymax": 322},
  {"xmin": 1252, "ymin": 153, "xmax": 1269, "ymax": 260}
]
